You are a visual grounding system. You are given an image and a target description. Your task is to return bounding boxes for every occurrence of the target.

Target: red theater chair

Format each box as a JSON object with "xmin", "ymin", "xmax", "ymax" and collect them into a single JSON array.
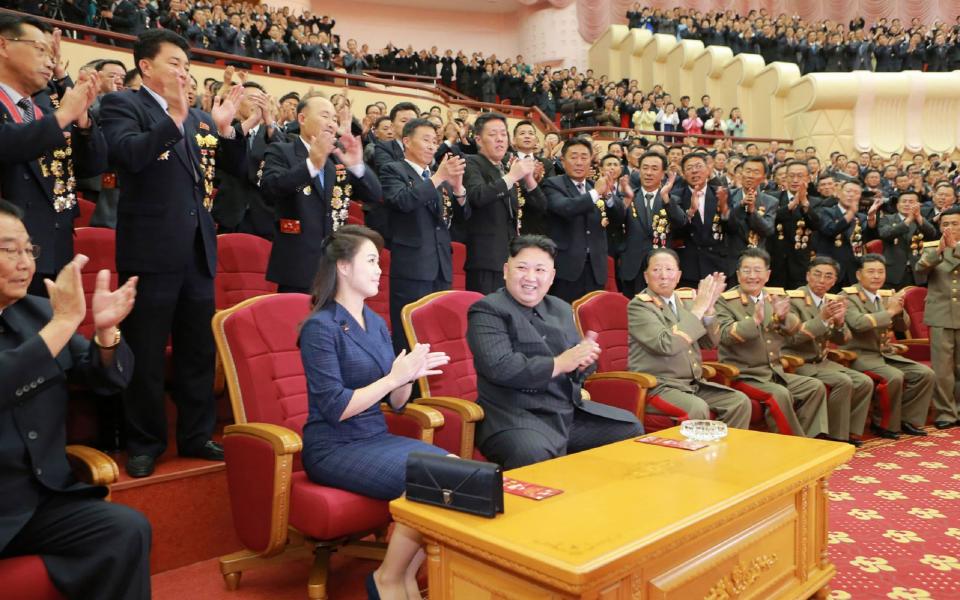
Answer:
[
  {"xmin": 75, "ymin": 197, "xmax": 96, "ymax": 228},
  {"xmin": 866, "ymin": 239, "xmax": 883, "ymax": 254},
  {"xmin": 367, "ymin": 248, "xmax": 391, "ymax": 331},
  {"xmin": 347, "ymin": 202, "xmax": 364, "ymax": 226},
  {"xmin": 74, "ymin": 227, "xmax": 117, "ymax": 340},
  {"xmin": 451, "ymin": 242, "xmax": 466, "ymax": 291},
  {"xmin": 0, "ymin": 446, "xmax": 119, "ymax": 600},
  {"xmin": 901, "ymin": 286, "xmax": 930, "ymax": 362},
  {"xmin": 215, "ymin": 234, "xmax": 277, "ymax": 311},
  {"xmin": 213, "ymin": 294, "xmax": 444, "ymax": 599},
  {"xmin": 605, "ymin": 256, "xmax": 618, "ymax": 292}
]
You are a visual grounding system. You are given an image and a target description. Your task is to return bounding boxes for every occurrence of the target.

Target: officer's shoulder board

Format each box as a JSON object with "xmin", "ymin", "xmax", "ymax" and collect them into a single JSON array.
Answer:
[
  {"xmin": 878, "ymin": 289, "xmax": 894, "ymax": 297},
  {"xmin": 786, "ymin": 289, "xmax": 806, "ymax": 299},
  {"xmin": 721, "ymin": 290, "xmax": 741, "ymax": 300},
  {"xmin": 675, "ymin": 289, "xmax": 695, "ymax": 300},
  {"xmin": 636, "ymin": 293, "xmax": 653, "ymax": 302},
  {"xmin": 923, "ymin": 240, "xmax": 940, "ymax": 248},
  {"xmin": 763, "ymin": 287, "xmax": 786, "ymax": 296},
  {"xmin": 842, "ymin": 286, "xmax": 860, "ymax": 295},
  {"xmin": 824, "ymin": 293, "xmax": 842, "ymax": 301}
]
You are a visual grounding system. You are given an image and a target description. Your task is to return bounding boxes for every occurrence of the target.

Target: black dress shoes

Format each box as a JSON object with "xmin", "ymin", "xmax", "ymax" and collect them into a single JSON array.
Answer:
[
  {"xmin": 126, "ymin": 454, "xmax": 156, "ymax": 478},
  {"xmin": 870, "ymin": 424, "xmax": 900, "ymax": 440},
  {"xmin": 180, "ymin": 440, "xmax": 224, "ymax": 461},
  {"xmin": 934, "ymin": 420, "xmax": 958, "ymax": 430},
  {"xmin": 847, "ymin": 439, "xmax": 863, "ymax": 448},
  {"xmin": 900, "ymin": 423, "xmax": 928, "ymax": 436}
]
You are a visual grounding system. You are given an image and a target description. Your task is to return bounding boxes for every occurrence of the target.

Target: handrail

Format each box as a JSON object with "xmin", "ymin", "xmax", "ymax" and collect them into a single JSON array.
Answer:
[
  {"xmin": 363, "ymin": 70, "xmax": 439, "ymax": 84},
  {"xmin": 558, "ymin": 126, "xmax": 793, "ymax": 146}
]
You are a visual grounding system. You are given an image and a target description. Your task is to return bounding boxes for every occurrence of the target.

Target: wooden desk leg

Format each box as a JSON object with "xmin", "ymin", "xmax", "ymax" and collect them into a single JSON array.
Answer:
[
  {"xmin": 813, "ymin": 586, "xmax": 831, "ymax": 599},
  {"xmin": 425, "ymin": 541, "xmax": 442, "ymax": 599}
]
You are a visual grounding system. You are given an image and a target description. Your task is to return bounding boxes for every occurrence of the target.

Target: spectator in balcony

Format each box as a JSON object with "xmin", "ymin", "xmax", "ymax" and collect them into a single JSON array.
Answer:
[
  {"xmin": 848, "ymin": 29, "xmax": 875, "ymax": 71},
  {"xmin": 480, "ymin": 63, "xmax": 497, "ymax": 104},
  {"xmin": 185, "ymin": 9, "xmax": 216, "ymax": 60},
  {"xmin": 632, "ymin": 98, "xmax": 657, "ymax": 140},
  {"xmin": 681, "ymin": 107, "xmax": 703, "ymax": 140},
  {"xmin": 342, "ymin": 38, "xmax": 368, "ymax": 85},
  {"xmin": 260, "ymin": 24, "xmax": 290, "ymax": 64},
  {"xmin": 595, "ymin": 97, "xmax": 620, "ymax": 128},
  {"xmin": 657, "ymin": 102, "xmax": 679, "ymax": 144},
  {"xmin": 725, "ymin": 107, "xmax": 745, "ymax": 138}
]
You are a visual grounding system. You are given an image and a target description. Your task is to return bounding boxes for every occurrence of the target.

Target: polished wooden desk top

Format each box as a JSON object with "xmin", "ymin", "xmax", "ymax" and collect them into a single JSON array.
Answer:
[{"xmin": 391, "ymin": 427, "xmax": 854, "ymax": 589}]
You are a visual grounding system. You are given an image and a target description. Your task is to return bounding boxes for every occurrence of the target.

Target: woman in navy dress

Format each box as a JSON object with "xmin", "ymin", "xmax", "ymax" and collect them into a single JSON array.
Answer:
[{"xmin": 299, "ymin": 225, "xmax": 450, "ymax": 600}]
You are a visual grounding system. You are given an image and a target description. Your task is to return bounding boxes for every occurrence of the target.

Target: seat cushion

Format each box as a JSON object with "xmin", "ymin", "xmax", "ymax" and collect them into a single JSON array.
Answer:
[
  {"xmin": 0, "ymin": 555, "xmax": 63, "ymax": 600},
  {"xmin": 288, "ymin": 472, "xmax": 392, "ymax": 541}
]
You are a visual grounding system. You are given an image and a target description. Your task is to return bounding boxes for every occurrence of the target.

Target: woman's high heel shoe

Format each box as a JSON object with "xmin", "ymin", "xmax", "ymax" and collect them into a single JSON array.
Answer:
[{"xmin": 365, "ymin": 571, "xmax": 381, "ymax": 600}]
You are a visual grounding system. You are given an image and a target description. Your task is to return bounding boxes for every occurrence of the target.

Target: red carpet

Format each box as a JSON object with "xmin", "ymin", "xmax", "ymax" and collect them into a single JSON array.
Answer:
[{"xmin": 828, "ymin": 427, "xmax": 960, "ymax": 600}]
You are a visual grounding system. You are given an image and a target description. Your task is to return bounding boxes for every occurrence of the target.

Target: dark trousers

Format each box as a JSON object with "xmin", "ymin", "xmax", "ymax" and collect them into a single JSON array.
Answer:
[
  {"xmin": 465, "ymin": 269, "xmax": 504, "ymax": 296},
  {"xmin": 390, "ymin": 275, "xmax": 450, "ymax": 353},
  {"xmin": 620, "ymin": 275, "xmax": 642, "ymax": 298},
  {"xmin": 277, "ymin": 284, "xmax": 310, "ymax": 294},
  {"xmin": 549, "ymin": 258, "xmax": 602, "ymax": 304},
  {"xmin": 0, "ymin": 494, "xmax": 151, "ymax": 600},
  {"xmin": 120, "ymin": 237, "xmax": 217, "ymax": 458},
  {"xmin": 479, "ymin": 410, "xmax": 643, "ymax": 469}
]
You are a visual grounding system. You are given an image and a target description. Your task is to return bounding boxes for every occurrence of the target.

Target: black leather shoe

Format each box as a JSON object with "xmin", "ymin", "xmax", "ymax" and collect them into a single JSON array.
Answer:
[
  {"xmin": 847, "ymin": 439, "xmax": 863, "ymax": 448},
  {"xmin": 901, "ymin": 423, "xmax": 928, "ymax": 436},
  {"xmin": 126, "ymin": 454, "xmax": 156, "ymax": 478},
  {"xmin": 180, "ymin": 440, "xmax": 224, "ymax": 461},
  {"xmin": 934, "ymin": 420, "xmax": 958, "ymax": 430},
  {"xmin": 870, "ymin": 424, "xmax": 900, "ymax": 440}
]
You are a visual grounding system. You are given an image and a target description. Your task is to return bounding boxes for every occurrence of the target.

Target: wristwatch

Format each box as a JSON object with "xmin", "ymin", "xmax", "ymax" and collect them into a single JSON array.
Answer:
[{"xmin": 94, "ymin": 328, "xmax": 122, "ymax": 349}]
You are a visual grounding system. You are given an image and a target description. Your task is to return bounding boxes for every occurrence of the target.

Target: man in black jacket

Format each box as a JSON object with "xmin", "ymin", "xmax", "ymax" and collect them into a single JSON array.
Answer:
[{"xmin": 0, "ymin": 199, "xmax": 150, "ymax": 600}]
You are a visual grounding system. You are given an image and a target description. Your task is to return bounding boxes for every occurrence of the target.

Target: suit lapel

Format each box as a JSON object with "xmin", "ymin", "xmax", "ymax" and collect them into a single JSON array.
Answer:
[
  {"xmin": 139, "ymin": 88, "xmax": 193, "ymax": 178},
  {"xmin": 0, "ymin": 103, "xmax": 56, "ymax": 199},
  {"xmin": 336, "ymin": 305, "xmax": 391, "ymax": 372}
]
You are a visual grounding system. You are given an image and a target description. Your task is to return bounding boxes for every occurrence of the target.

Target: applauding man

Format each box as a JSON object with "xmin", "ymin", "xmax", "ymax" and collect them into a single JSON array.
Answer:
[
  {"xmin": 380, "ymin": 118, "xmax": 468, "ymax": 350},
  {"xmin": 0, "ymin": 200, "xmax": 150, "ymax": 600},
  {"xmin": 100, "ymin": 30, "xmax": 250, "ymax": 477},
  {"xmin": 628, "ymin": 249, "xmax": 751, "ymax": 428}
]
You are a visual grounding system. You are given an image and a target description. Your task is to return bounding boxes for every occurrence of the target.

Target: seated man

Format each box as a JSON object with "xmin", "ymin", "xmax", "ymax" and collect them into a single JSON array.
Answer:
[
  {"xmin": 783, "ymin": 257, "xmax": 873, "ymax": 446},
  {"xmin": 715, "ymin": 248, "xmax": 828, "ymax": 437},
  {"xmin": 627, "ymin": 248, "xmax": 752, "ymax": 428},
  {"xmin": 842, "ymin": 253, "xmax": 934, "ymax": 439},
  {"xmin": 467, "ymin": 235, "xmax": 642, "ymax": 469},
  {"xmin": 0, "ymin": 200, "xmax": 150, "ymax": 599}
]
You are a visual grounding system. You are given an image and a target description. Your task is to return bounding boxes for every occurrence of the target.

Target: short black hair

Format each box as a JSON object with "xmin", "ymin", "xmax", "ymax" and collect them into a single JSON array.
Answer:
[
  {"xmin": 680, "ymin": 152, "xmax": 708, "ymax": 170},
  {"xmin": 279, "ymin": 91, "xmax": 300, "ymax": 104},
  {"xmin": 807, "ymin": 256, "xmax": 840, "ymax": 274},
  {"xmin": 639, "ymin": 151, "xmax": 667, "ymax": 170},
  {"xmin": 561, "ymin": 137, "xmax": 592, "ymax": 156},
  {"xmin": 401, "ymin": 117, "xmax": 435, "ymax": 139},
  {"xmin": 473, "ymin": 112, "xmax": 507, "ymax": 136},
  {"xmin": 95, "ymin": 59, "xmax": 127, "ymax": 72},
  {"xmin": 784, "ymin": 160, "xmax": 809, "ymax": 173},
  {"xmin": 737, "ymin": 247, "xmax": 771, "ymax": 269},
  {"xmin": 123, "ymin": 69, "xmax": 141, "ymax": 86},
  {"xmin": 941, "ymin": 206, "xmax": 960, "ymax": 218},
  {"xmin": 599, "ymin": 153, "xmax": 621, "ymax": 166},
  {"xmin": 857, "ymin": 253, "xmax": 886, "ymax": 269},
  {"xmin": 373, "ymin": 116, "xmax": 391, "ymax": 129},
  {"xmin": 644, "ymin": 248, "xmax": 680, "ymax": 269},
  {"xmin": 896, "ymin": 190, "xmax": 922, "ymax": 203},
  {"xmin": 241, "ymin": 81, "xmax": 266, "ymax": 92},
  {"xmin": 389, "ymin": 101, "xmax": 420, "ymax": 121},
  {"xmin": 0, "ymin": 198, "xmax": 24, "ymax": 220},
  {"xmin": 512, "ymin": 120, "xmax": 536, "ymax": 136},
  {"xmin": 133, "ymin": 30, "xmax": 190, "ymax": 74},
  {"xmin": 509, "ymin": 234, "xmax": 557, "ymax": 259},
  {"xmin": 742, "ymin": 156, "xmax": 768, "ymax": 173},
  {"xmin": 0, "ymin": 14, "xmax": 52, "ymax": 38}
]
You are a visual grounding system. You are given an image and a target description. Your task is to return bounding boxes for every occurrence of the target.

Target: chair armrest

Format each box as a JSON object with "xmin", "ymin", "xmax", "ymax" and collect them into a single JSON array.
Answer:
[
  {"xmin": 826, "ymin": 348, "xmax": 857, "ymax": 364},
  {"xmin": 887, "ymin": 343, "xmax": 908, "ymax": 355},
  {"xmin": 781, "ymin": 354, "xmax": 804, "ymax": 371},
  {"xmin": 383, "ymin": 403, "xmax": 444, "ymax": 445},
  {"xmin": 222, "ymin": 423, "xmax": 302, "ymax": 557},
  {"xmin": 585, "ymin": 371, "xmax": 657, "ymax": 423},
  {"xmin": 66, "ymin": 445, "xmax": 119, "ymax": 486},
  {"xmin": 415, "ymin": 397, "xmax": 484, "ymax": 459},
  {"xmin": 703, "ymin": 361, "xmax": 740, "ymax": 385},
  {"xmin": 899, "ymin": 338, "xmax": 930, "ymax": 362},
  {"xmin": 701, "ymin": 364, "xmax": 716, "ymax": 380}
]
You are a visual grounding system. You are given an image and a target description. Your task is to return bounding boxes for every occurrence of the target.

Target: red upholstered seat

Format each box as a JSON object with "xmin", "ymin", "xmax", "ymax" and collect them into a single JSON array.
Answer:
[
  {"xmin": 74, "ymin": 227, "xmax": 117, "ymax": 340},
  {"xmin": 215, "ymin": 234, "xmax": 277, "ymax": 311},
  {"xmin": 367, "ymin": 248, "xmax": 391, "ymax": 330},
  {"xmin": 866, "ymin": 239, "xmax": 883, "ymax": 254},
  {"xmin": 0, "ymin": 556, "xmax": 64, "ymax": 600},
  {"xmin": 75, "ymin": 198, "xmax": 96, "ymax": 228},
  {"xmin": 451, "ymin": 242, "xmax": 466, "ymax": 291},
  {"xmin": 901, "ymin": 286, "xmax": 930, "ymax": 362},
  {"xmin": 605, "ymin": 256, "xmax": 618, "ymax": 292},
  {"xmin": 214, "ymin": 293, "xmax": 444, "ymax": 597}
]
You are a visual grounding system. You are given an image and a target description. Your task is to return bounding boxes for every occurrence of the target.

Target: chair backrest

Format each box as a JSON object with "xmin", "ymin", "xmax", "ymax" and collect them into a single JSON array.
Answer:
[
  {"xmin": 367, "ymin": 247, "xmax": 391, "ymax": 330},
  {"xmin": 572, "ymin": 291, "xmax": 629, "ymax": 372},
  {"xmin": 214, "ymin": 294, "xmax": 312, "ymax": 446},
  {"xmin": 215, "ymin": 234, "xmax": 278, "ymax": 310},
  {"xmin": 75, "ymin": 198, "xmax": 96, "ymax": 228},
  {"xmin": 903, "ymin": 285, "xmax": 928, "ymax": 338},
  {"xmin": 605, "ymin": 256, "xmax": 618, "ymax": 292},
  {"xmin": 451, "ymin": 242, "xmax": 466, "ymax": 291},
  {"xmin": 74, "ymin": 227, "xmax": 117, "ymax": 339},
  {"xmin": 402, "ymin": 290, "xmax": 483, "ymax": 400},
  {"xmin": 866, "ymin": 239, "xmax": 883, "ymax": 254},
  {"xmin": 347, "ymin": 201, "xmax": 364, "ymax": 225}
]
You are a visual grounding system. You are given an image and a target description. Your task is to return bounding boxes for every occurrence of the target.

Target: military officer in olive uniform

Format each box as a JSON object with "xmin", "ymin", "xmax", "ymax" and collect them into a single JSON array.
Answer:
[
  {"xmin": 914, "ymin": 206, "xmax": 960, "ymax": 429},
  {"xmin": 842, "ymin": 254, "xmax": 933, "ymax": 438},
  {"xmin": 877, "ymin": 191, "xmax": 937, "ymax": 288},
  {"xmin": 783, "ymin": 257, "xmax": 873, "ymax": 446},
  {"xmin": 627, "ymin": 249, "xmax": 752, "ymax": 428},
  {"xmin": 715, "ymin": 248, "xmax": 828, "ymax": 437}
]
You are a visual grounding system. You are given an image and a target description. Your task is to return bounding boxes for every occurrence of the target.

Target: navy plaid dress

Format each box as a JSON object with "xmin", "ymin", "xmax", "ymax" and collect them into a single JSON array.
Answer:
[{"xmin": 299, "ymin": 302, "xmax": 445, "ymax": 500}]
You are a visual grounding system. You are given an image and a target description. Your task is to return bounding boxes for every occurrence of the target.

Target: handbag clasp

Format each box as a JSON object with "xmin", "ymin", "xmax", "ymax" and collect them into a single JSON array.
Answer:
[{"xmin": 442, "ymin": 489, "xmax": 453, "ymax": 505}]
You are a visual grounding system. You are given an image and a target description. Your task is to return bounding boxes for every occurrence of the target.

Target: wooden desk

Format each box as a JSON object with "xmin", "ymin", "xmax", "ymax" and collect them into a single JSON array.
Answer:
[{"xmin": 390, "ymin": 427, "xmax": 854, "ymax": 599}]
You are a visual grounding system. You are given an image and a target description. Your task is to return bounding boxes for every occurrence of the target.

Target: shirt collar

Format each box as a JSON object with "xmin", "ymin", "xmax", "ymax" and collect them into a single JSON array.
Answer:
[
  {"xmin": 0, "ymin": 82, "xmax": 25, "ymax": 106},
  {"xmin": 862, "ymin": 288, "xmax": 879, "ymax": 303},
  {"xmin": 141, "ymin": 83, "xmax": 169, "ymax": 112},
  {"xmin": 808, "ymin": 289, "xmax": 823, "ymax": 306},
  {"xmin": 405, "ymin": 158, "xmax": 429, "ymax": 175},
  {"xmin": 750, "ymin": 291, "xmax": 764, "ymax": 303}
]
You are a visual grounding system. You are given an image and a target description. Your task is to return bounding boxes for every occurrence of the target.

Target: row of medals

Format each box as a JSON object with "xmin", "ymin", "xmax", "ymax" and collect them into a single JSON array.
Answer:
[{"xmin": 40, "ymin": 145, "xmax": 76, "ymax": 213}]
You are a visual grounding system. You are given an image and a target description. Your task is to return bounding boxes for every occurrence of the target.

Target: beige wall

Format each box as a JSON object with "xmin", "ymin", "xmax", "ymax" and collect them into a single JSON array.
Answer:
[{"xmin": 590, "ymin": 24, "xmax": 960, "ymax": 158}]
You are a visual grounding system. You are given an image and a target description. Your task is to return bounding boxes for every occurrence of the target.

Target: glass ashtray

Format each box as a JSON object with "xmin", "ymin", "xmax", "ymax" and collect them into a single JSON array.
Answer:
[{"xmin": 680, "ymin": 420, "xmax": 728, "ymax": 442}]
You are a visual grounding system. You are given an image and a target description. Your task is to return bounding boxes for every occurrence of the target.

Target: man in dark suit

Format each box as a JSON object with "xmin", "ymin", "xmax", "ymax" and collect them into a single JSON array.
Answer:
[
  {"xmin": 0, "ymin": 199, "xmax": 150, "ymax": 599},
  {"xmin": 466, "ymin": 235, "xmax": 642, "ymax": 469},
  {"xmin": 380, "ymin": 118, "xmax": 467, "ymax": 351},
  {"xmin": 260, "ymin": 94, "xmax": 382, "ymax": 293},
  {"xmin": 371, "ymin": 101, "xmax": 417, "ymax": 175},
  {"xmin": 877, "ymin": 191, "xmax": 937, "ymax": 288},
  {"xmin": 0, "ymin": 14, "xmax": 107, "ymax": 295},
  {"xmin": 511, "ymin": 120, "xmax": 554, "ymax": 235},
  {"xmin": 726, "ymin": 157, "xmax": 778, "ymax": 279},
  {"xmin": 813, "ymin": 180, "xmax": 880, "ymax": 287},
  {"xmin": 212, "ymin": 81, "xmax": 280, "ymax": 239},
  {"xmin": 462, "ymin": 112, "xmax": 546, "ymax": 294},
  {"xmin": 620, "ymin": 151, "xmax": 672, "ymax": 297},
  {"xmin": 99, "ymin": 30, "xmax": 250, "ymax": 477},
  {"xmin": 768, "ymin": 161, "xmax": 823, "ymax": 289},
  {"xmin": 666, "ymin": 152, "xmax": 736, "ymax": 288}
]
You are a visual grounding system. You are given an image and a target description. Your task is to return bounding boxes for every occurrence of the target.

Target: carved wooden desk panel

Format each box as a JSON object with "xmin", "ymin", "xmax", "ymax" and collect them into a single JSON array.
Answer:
[{"xmin": 390, "ymin": 427, "xmax": 854, "ymax": 600}]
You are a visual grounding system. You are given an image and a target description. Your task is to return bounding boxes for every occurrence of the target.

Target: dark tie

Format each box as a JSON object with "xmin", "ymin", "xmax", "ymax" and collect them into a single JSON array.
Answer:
[
  {"xmin": 645, "ymin": 192, "xmax": 654, "ymax": 212},
  {"xmin": 422, "ymin": 168, "xmax": 431, "ymax": 181},
  {"xmin": 874, "ymin": 297, "xmax": 882, "ymax": 312},
  {"xmin": 17, "ymin": 98, "xmax": 35, "ymax": 124},
  {"xmin": 315, "ymin": 169, "xmax": 325, "ymax": 194},
  {"xmin": 576, "ymin": 182, "xmax": 586, "ymax": 195}
]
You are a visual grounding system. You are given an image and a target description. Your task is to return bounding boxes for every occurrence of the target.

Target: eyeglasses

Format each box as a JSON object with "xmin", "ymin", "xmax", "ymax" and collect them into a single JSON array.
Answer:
[
  {"xmin": 1, "ymin": 38, "xmax": 54, "ymax": 60},
  {"xmin": 738, "ymin": 268, "xmax": 769, "ymax": 275},
  {"xmin": 0, "ymin": 244, "xmax": 41, "ymax": 262}
]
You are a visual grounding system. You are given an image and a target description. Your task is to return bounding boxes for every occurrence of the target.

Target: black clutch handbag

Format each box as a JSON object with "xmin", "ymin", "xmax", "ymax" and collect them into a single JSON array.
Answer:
[{"xmin": 405, "ymin": 453, "xmax": 504, "ymax": 518}]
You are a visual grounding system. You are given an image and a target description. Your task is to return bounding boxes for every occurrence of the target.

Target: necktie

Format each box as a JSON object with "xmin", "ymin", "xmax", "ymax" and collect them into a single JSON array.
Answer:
[
  {"xmin": 17, "ymin": 98, "xmax": 35, "ymax": 124},
  {"xmin": 644, "ymin": 192, "xmax": 654, "ymax": 212},
  {"xmin": 668, "ymin": 299, "xmax": 678, "ymax": 316},
  {"xmin": 874, "ymin": 297, "xmax": 882, "ymax": 312},
  {"xmin": 422, "ymin": 168, "xmax": 431, "ymax": 181},
  {"xmin": 315, "ymin": 169, "xmax": 325, "ymax": 193},
  {"xmin": 697, "ymin": 189, "xmax": 706, "ymax": 221},
  {"xmin": 576, "ymin": 181, "xmax": 586, "ymax": 195}
]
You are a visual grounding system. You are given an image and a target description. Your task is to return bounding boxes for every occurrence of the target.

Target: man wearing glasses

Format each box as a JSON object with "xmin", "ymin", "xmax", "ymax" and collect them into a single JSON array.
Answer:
[
  {"xmin": 783, "ymin": 257, "xmax": 873, "ymax": 446},
  {"xmin": 715, "ymin": 247, "xmax": 828, "ymax": 437},
  {"xmin": 0, "ymin": 14, "xmax": 106, "ymax": 296}
]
